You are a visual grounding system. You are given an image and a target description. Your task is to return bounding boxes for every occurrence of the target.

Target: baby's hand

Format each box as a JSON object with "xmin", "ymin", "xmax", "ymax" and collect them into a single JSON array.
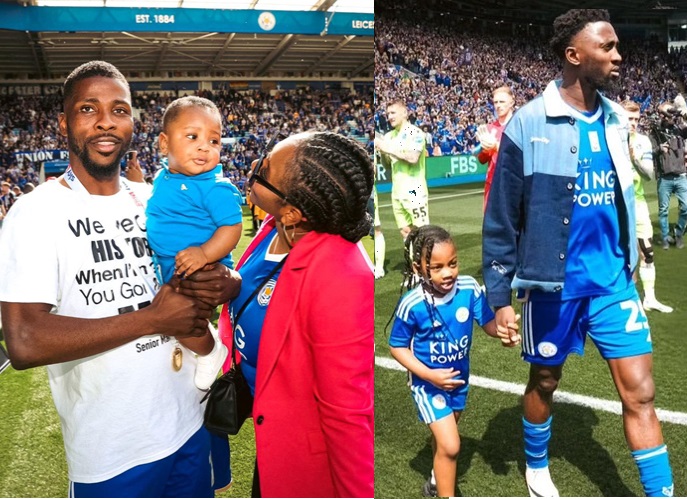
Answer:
[{"xmin": 175, "ymin": 246, "xmax": 208, "ymax": 278}]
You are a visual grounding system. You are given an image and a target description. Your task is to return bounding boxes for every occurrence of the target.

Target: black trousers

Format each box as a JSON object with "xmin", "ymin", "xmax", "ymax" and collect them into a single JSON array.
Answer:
[{"xmin": 251, "ymin": 459, "xmax": 261, "ymax": 498}]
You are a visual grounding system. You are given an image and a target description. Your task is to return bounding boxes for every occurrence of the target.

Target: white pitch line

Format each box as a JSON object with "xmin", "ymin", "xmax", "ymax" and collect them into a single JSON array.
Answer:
[
  {"xmin": 375, "ymin": 355, "xmax": 687, "ymax": 426},
  {"xmin": 379, "ymin": 189, "xmax": 483, "ymax": 209}
]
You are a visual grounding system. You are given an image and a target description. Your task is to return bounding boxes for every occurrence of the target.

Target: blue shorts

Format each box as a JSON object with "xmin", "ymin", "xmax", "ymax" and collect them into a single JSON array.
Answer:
[
  {"xmin": 411, "ymin": 382, "xmax": 467, "ymax": 424},
  {"xmin": 521, "ymin": 282, "xmax": 652, "ymax": 366},
  {"xmin": 69, "ymin": 427, "xmax": 231, "ymax": 498}
]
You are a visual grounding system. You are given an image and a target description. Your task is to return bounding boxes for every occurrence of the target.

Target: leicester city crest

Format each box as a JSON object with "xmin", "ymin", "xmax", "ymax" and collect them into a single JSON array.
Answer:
[{"xmin": 258, "ymin": 278, "xmax": 277, "ymax": 306}]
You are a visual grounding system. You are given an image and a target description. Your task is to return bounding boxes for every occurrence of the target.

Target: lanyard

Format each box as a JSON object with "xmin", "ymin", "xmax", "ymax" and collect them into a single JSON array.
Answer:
[
  {"xmin": 230, "ymin": 256, "xmax": 287, "ymax": 368},
  {"xmin": 62, "ymin": 165, "xmax": 143, "ymax": 208},
  {"xmin": 232, "ymin": 256, "xmax": 287, "ymax": 325}
]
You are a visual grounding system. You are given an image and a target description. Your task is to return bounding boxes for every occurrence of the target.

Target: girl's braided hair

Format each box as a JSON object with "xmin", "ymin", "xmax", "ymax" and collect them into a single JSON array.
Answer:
[
  {"xmin": 402, "ymin": 225, "xmax": 453, "ymax": 292},
  {"xmin": 384, "ymin": 224, "xmax": 455, "ymax": 336},
  {"xmin": 284, "ymin": 132, "xmax": 374, "ymax": 242}
]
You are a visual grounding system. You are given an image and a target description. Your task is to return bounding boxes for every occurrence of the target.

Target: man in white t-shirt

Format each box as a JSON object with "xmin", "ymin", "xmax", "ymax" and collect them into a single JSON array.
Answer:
[{"xmin": 0, "ymin": 61, "xmax": 239, "ymax": 498}]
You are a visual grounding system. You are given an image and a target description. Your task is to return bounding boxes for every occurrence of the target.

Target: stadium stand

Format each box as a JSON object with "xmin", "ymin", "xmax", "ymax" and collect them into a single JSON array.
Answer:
[
  {"xmin": 375, "ymin": 1, "xmax": 686, "ymax": 156},
  {"xmin": 0, "ymin": 0, "xmax": 374, "ymax": 201},
  {"xmin": 1, "ymin": 86, "xmax": 373, "ymax": 196}
]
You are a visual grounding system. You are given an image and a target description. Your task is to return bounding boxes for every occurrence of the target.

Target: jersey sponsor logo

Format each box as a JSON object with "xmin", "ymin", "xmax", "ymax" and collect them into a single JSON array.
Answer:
[
  {"xmin": 257, "ymin": 278, "xmax": 277, "ymax": 306},
  {"xmin": 180, "ymin": 184, "xmax": 188, "ymax": 191},
  {"xmin": 432, "ymin": 394, "xmax": 447, "ymax": 410},
  {"xmin": 537, "ymin": 341, "xmax": 558, "ymax": 358},
  {"xmin": 455, "ymin": 307, "xmax": 470, "ymax": 323},
  {"xmin": 429, "ymin": 335, "xmax": 469, "ymax": 363},
  {"xmin": 574, "ymin": 163, "xmax": 616, "ymax": 207}
]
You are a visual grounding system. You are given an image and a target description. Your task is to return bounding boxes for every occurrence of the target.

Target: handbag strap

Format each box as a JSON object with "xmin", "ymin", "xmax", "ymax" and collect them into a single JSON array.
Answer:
[{"xmin": 230, "ymin": 255, "xmax": 287, "ymax": 366}]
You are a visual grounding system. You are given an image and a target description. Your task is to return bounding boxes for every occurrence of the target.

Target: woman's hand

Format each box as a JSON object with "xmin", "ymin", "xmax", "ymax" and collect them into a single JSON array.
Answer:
[{"xmin": 171, "ymin": 263, "xmax": 242, "ymax": 308}]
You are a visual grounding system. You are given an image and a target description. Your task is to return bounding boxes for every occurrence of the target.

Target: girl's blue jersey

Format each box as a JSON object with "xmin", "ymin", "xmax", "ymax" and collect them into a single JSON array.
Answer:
[{"xmin": 389, "ymin": 275, "xmax": 494, "ymax": 387}]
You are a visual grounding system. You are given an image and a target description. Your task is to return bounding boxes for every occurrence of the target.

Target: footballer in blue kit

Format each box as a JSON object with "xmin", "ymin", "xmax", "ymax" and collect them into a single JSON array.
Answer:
[
  {"xmin": 482, "ymin": 9, "xmax": 673, "ymax": 498},
  {"xmin": 520, "ymin": 104, "xmax": 650, "ymax": 368},
  {"xmin": 389, "ymin": 225, "xmax": 520, "ymax": 498}
]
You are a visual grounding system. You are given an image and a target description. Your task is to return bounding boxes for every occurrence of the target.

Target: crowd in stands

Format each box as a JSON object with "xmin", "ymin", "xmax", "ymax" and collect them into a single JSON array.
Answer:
[
  {"xmin": 669, "ymin": 44, "xmax": 687, "ymax": 92},
  {"xmin": 0, "ymin": 86, "xmax": 374, "ymax": 200},
  {"xmin": 375, "ymin": 7, "xmax": 684, "ymax": 156}
]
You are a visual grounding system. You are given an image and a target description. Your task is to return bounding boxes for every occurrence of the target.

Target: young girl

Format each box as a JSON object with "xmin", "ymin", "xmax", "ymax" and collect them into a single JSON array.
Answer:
[
  {"xmin": 389, "ymin": 225, "xmax": 520, "ymax": 497},
  {"xmin": 147, "ymin": 96, "xmax": 243, "ymax": 390}
]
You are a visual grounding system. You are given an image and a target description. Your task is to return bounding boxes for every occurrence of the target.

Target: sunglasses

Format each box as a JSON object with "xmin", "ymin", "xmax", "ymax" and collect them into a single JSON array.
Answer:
[{"xmin": 247, "ymin": 133, "xmax": 291, "ymax": 204}]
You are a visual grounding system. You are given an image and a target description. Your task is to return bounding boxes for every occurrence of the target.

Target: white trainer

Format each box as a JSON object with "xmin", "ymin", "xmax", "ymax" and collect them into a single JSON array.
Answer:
[
  {"xmin": 194, "ymin": 341, "xmax": 229, "ymax": 390},
  {"xmin": 374, "ymin": 269, "xmax": 385, "ymax": 280},
  {"xmin": 643, "ymin": 299, "xmax": 674, "ymax": 313},
  {"xmin": 526, "ymin": 466, "xmax": 559, "ymax": 497}
]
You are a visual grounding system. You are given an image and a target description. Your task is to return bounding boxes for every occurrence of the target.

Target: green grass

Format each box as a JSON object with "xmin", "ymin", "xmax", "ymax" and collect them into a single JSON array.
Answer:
[
  {"xmin": 0, "ymin": 206, "xmax": 377, "ymax": 498},
  {"xmin": 375, "ymin": 184, "xmax": 687, "ymax": 497}
]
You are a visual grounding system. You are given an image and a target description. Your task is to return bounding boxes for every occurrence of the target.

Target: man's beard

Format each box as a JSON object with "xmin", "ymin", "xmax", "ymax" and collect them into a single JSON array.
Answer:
[
  {"xmin": 587, "ymin": 73, "xmax": 621, "ymax": 95},
  {"xmin": 67, "ymin": 131, "xmax": 130, "ymax": 181}
]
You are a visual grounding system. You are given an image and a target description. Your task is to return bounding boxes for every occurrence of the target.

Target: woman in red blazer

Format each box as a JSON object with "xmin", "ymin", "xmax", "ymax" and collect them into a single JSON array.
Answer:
[{"xmin": 218, "ymin": 131, "xmax": 374, "ymax": 498}]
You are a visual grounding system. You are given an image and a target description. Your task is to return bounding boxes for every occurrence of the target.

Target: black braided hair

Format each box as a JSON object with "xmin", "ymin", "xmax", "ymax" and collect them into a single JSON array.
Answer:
[
  {"xmin": 161, "ymin": 95, "xmax": 222, "ymax": 133},
  {"xmin": 63, "ymin": 61, "xmax": 129, "ymax": 107},
  {"xmin": 402, "ymin": 225, "xmax": 453, "ymax": 293},
  {"xmin": 384, "ymin": 224, "xmax": 455, "ymax": 337},
  {"xmin": 550, "ymin": 9, "xmax": 611, "ymax": 60},
  {"xmin": 284, "ymin": 132, "xmax": 374, "ymax": 242}
]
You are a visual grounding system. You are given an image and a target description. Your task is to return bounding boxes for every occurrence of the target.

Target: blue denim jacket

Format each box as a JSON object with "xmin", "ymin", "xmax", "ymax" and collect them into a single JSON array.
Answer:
[{"xmin": 482, "ymin": 80, "xmax": 638, "ymax": 308}]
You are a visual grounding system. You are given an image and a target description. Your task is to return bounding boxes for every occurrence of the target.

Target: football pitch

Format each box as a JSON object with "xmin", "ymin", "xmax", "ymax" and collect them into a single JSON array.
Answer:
[{"xmin": 375, "ymin": 184, "xmax": 687, "ymax": 497}]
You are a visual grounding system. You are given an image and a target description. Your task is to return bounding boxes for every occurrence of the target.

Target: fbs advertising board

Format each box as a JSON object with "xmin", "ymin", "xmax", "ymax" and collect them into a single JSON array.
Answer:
[{"xmin": 375, "ymin": 154, "xmax": 487, "ymax": 193}]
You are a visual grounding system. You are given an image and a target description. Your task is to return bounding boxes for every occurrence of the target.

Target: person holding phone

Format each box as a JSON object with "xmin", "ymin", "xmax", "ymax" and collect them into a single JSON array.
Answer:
[{"xmin": 124, "ymin": 150, "xmax": 145, "ymax": 183}]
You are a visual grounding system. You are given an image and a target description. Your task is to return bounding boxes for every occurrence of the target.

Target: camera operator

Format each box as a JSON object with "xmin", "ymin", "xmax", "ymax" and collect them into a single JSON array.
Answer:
[{"xmin": 648, "ymin": 101, "xmax": 687, "ymax": 249}]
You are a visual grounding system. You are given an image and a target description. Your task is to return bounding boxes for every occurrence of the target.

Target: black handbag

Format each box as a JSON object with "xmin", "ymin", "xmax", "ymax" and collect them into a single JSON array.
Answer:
[
  {"xmin": 200, "ymin": 256, "xmax": 286, "ymax": 437},
  {"xmin": 201, "ymin": 353, "xmax": 252, "ymax": 436}
]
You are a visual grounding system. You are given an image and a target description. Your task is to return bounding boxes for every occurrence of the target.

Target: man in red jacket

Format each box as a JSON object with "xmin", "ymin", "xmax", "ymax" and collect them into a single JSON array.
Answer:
[{"xmin": 475, "ymin": 86, "xmax": 515, "ymax": 211}]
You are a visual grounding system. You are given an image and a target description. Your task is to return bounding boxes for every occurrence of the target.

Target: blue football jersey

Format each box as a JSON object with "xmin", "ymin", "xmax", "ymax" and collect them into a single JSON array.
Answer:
[
  {"xmin": 230, "ymin": 228, "xmax": 285, "ymax": 395},
  {"xmin": 563, "ymin": 105, "xmax": 631, "ymax": 299},
  {"xmin": 389, "ymin": 275, "xmax": 494, "ymax": 388}
]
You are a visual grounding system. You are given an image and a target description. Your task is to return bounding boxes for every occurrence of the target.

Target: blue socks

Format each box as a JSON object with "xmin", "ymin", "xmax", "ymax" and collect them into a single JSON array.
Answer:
[
  {"xmin": 632, "ymin": 444, "xmax": 674, "ymax": 497},
  {"xmin": 523, "ymin": 415, "xmax": 552, "ymax": 469},
  {"xmin": 524, "ymin": 416, "xmax": 673, "ymax": 496}
]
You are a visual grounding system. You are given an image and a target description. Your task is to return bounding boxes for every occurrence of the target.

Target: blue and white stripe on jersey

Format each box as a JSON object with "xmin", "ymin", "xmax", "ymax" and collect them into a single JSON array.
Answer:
[
  {"xmin": 396, "ymin": 275, "xmax": 484, "ymax": 323},
  {"xmin": 522, "ymin": 300, "xmax": 535, "ymax": 357},
  {"xmin": 396, "ymin": 286, "xmax": 424, "ymax": 323},
  {"xmin": 457, "ymin": 275, "xmax": 484, "ymax": 297},
  {"xmin": 411, "ymin": 384, "xmax": 436, "ymax": 423}
]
